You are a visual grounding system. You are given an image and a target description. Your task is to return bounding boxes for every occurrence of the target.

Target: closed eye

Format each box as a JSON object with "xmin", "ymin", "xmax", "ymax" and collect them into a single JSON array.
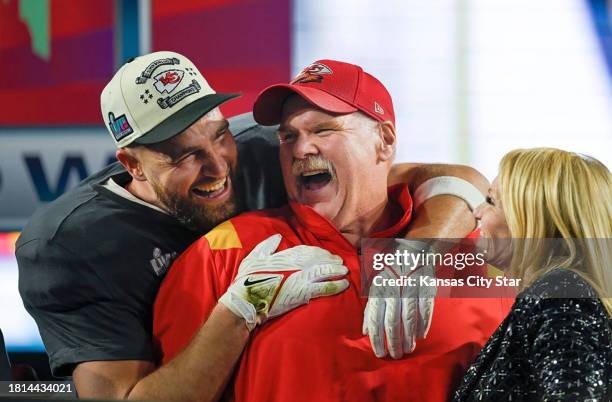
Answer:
[
  {"xmin": 314, "ymin": 129, "xmax": 334, "ymax": 136},
  {"xmin": 216, "ymin": 128, "xmax": 228, "ymax": 140},
  {"xmin": 175, "ymin": 153, "xmax": 196, "ymax": 164},
  {"xmin": 170, "ymin": 149, "xmax": 200, "ymax": 165}
]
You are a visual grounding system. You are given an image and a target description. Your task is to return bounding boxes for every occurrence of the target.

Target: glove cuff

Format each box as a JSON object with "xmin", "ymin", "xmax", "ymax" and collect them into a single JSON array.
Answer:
[{"xmin": 219, "ymin": 292, "xmax": 258, "ymax": 331}]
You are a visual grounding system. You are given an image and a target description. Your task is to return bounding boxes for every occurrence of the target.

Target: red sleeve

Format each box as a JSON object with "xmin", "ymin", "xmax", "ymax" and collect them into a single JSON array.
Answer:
[{"xmin": 152, "ymin": 238, "xmax": 221, "ymax": 364}]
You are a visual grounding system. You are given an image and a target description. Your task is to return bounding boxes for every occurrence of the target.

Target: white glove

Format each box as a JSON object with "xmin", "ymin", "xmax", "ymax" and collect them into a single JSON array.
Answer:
[
  {"xmin": 219, "ymin": 234, "xmax": 349, "ymax": 330},
  {"xmin": 362, "ymin": 239, "xmax": 437, "ymax": 359}
]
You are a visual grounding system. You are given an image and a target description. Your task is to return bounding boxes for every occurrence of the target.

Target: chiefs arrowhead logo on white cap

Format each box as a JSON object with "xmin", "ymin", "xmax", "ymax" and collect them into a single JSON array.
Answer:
[{"xmin": 153, "ymin": 69, "xmax": 185, "ymax": 94}]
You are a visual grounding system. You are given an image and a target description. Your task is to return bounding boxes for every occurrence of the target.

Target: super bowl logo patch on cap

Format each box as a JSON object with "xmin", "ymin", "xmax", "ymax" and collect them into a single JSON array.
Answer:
[
  {"xmin": 108, "ymin": 112, "xmax": 134, "ymax": 141},
  {"xmin": 153, "ymin": 69, "xmax": 185, "ymax": 94},
  {"xmin": 291, "ymin": 62, "xmax": 333, "ymax": 84}
]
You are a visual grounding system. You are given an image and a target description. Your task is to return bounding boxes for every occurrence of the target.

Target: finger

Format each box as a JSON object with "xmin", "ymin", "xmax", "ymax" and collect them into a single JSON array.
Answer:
[
  {"xmin": 401, "ymin": 297, "xmax": 417, "ymax": 353},
  {"xmin": 278, "ymin": 244, "xmax": 342, "ymax": 259},
  {"xmin": 384, "ymin": 298, "xmax": 403, "ymax": 359},
  {"xmin": 244, "ymin": 260, "xmax": 344, "ymax": 277},
  {"xmin": 307, "ymin": 279, "xmax": 349, "ymax": 299},
  {"xmin": 306, "ymin": 255, "xmax": 345, "ymax": 267},
  {"xmin": 237, "ymin": 258, "xmax": 300, "ymax": 276},
  {"xmin": 308, "ymin": 264, "xmax": 349, "ymax": 282},
  {"xmin": 287, "ymin": 244, "xmax": 336, "ymax": 256},
  {"xmin": 362, "ymin": 299, "xmax": 372, "ymax": 335},
  {"xmin": 248, "ymin": 234, "xmax": 282, "ymax": 258},
  {"xmin": 421, "ymin": 271, "xmax": 438, "ymax": 299},
  {"xmin": 417, "ymin": 297, "xmax": 435, "ymax": 338},
  {"xmin": 366, "ymin": 298, "xmax": 387, "ymax": 358},
  {"xmin": 417, "ymin": 270, "xmax": 436, "ymax": 338},
  {"xmin": 276, "ymin": 246, "xmax": 343, "ymax": 265}
]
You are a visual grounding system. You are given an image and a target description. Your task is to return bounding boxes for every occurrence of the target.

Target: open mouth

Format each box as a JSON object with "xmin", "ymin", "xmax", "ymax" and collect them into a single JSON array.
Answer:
[
  {"xmin": 299, "ymin": 169, "xmax": 333, "ymax": 191},
  {"xmin": 191, "ymin": 176, "xmax": 230, "ymax": 200}
]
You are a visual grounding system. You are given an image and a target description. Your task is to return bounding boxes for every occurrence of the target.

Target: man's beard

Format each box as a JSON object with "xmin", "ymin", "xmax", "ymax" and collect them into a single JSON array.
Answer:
[{"xmin": 151, "ymin": 172, "xmax": 244, "ymax": 233}]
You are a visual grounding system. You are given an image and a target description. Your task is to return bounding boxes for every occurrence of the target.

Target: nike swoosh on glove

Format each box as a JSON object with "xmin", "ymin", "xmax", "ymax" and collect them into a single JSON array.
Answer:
[{"xmin": 219, "ymin": 234, "xmax": 350, "ymax": 330}]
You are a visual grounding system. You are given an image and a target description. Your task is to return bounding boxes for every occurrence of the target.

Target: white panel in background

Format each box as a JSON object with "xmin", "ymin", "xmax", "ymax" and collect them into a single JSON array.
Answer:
[
  {"xmin": 293, "ymin": 0, "xmax": 459, "ymax": 164},
  {"xmin": 0, "ymin": 255, "xmax": 43, "ymax": 351},
  {"xmin": 0, "ymin": 129, "xmax": 116, "ymax": 230},
  {"xmin": 293, "ymin": 0, "xmax": 612, "ymax": 179},
  {"xmin": 468, "ymin": 0, "xmax": 612, "ymax": 179}
]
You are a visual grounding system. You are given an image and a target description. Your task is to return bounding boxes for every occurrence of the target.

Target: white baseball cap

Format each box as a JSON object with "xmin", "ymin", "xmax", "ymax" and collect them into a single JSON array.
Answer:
[{"xmin": 101, "ymin": 51, "xmax": 239, "ymax": 148}]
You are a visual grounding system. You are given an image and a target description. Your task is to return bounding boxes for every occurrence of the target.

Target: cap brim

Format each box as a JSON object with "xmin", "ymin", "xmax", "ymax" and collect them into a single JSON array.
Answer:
[
  {"xmin": 134, "ymin": 92, "xmax": 240, "ymax": 145},
  {"xmin": 253, "ymin": 84, "xmax": 357, "ymax": 126}
]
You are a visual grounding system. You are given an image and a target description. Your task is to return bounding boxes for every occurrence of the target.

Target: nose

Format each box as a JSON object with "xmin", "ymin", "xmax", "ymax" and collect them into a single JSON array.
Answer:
[
  {"xmin": 473, "ymin": 202, "xmax": 486, "ymax": 220},
  {"xmin": 292, "ymin": 133, "xmax": 319, "ymax": 160},
  {"xmin": 200, "ymin": 148, "xmax": 228, "ymax": 178}
]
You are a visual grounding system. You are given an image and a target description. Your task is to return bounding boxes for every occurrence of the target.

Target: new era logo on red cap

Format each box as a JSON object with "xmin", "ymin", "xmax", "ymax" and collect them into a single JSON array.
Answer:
[
  {"xmin": 253, "ymin": 59, "xmax": 395, "ymax": 126},
  {"xmin": 374, "ymin": 101, "xmax": 384, "ymax": 115}
]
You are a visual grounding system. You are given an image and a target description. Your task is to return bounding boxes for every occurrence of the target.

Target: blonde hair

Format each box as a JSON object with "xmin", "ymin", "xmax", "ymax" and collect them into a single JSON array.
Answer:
[{"xmin": 498, "ymin": 147, "xmax": 612, "ymax": 316}]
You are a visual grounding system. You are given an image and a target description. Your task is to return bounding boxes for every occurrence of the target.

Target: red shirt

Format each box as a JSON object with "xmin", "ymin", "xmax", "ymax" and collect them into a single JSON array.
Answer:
[{"xmin": 154, "ymin": 185, "xmax": 511, "ymax": 402}]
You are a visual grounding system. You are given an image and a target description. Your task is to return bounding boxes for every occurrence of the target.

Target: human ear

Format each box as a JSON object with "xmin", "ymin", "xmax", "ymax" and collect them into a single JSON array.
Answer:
[
  {"xmin": 116, "ymin": 148, "xmax": 147, "ymax": 182},
  {"xmin": 377, "ymin": 121, "xmax": 396, "ymax": 162}
]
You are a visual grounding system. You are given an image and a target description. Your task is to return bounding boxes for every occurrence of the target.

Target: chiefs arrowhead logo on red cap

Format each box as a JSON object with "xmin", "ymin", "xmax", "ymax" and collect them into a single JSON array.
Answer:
[{"xmin": 291, "ymin": 62, "xmax": 333, "ymax": 85}]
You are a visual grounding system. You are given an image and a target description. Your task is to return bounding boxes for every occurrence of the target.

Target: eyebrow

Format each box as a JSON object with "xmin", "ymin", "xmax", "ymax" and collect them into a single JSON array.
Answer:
[
  {"xmin": 278, "ymin": 117, "xmax": 343, "ymax": 133},
  {"xmin": 312, "ymin": 119, "xmax": 344, "ymax": 131},
  {"xmin": 164, "ymin": 119, "xmax": 230, "ymax": 160},
  {"xmin": 167, "ymin": 146, "xmax": 199, "ymax": 161}
]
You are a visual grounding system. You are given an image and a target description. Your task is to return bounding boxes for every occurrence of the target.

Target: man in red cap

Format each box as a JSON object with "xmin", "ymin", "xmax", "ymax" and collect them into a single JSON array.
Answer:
[{"xmin": 153, "ymin": 60, "xmax": 509, "ymax": 402}]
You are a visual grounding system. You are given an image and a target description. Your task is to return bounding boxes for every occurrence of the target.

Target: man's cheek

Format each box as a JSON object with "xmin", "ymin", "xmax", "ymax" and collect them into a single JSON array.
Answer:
[
  {"xmin": 280, "ymin": 164, "xmax": 295, "ymax": 190},
  {"xmin": 286, "ymin": 178, "xmax": 299, "ymax": 198}
]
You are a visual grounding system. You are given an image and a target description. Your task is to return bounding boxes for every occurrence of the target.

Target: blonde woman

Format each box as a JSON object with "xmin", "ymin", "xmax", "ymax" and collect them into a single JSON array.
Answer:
[{"xmin": 453, "ymin": 148, "xmax": 611, "ymax": 401}]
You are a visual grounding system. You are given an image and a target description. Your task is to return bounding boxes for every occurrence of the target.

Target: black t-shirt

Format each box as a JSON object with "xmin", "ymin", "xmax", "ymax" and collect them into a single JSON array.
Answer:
[{"xmin": 16, "ymin": 113, "xmax": 285, "ymax": 377}]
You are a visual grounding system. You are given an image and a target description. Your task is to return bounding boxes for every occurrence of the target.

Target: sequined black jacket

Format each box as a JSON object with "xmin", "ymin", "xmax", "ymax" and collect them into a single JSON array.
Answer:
[{"xmin": 453, "ymin": 269, "xmax": 611, "ymax": 402}]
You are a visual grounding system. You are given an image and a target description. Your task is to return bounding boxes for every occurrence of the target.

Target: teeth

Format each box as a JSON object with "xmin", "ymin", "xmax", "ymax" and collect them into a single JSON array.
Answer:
[
  {"xmin": 301, "ymin": 170, "xmax": 329, "ymax": 177},
  {"xmin": 195, "ymin": 177, "xmax": 227, "ymax": 193}
]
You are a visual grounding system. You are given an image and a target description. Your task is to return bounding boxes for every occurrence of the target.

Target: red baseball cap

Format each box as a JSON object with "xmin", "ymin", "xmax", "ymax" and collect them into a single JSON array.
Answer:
[{"xmin": 253, "ymin": 59, "xmax": 395, "ymax": 126}]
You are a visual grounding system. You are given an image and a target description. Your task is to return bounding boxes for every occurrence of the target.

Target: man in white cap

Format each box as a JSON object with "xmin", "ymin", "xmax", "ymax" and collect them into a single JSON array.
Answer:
[{"xmin": 17, "ymin": 52, "xmax": 489, "ymax": 400}]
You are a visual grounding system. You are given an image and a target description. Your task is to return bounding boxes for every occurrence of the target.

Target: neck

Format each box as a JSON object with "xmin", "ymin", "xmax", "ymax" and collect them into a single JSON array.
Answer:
[
  {"xmin": 336, "ymin": 193, "xmax": 401, "ymax": 247},
  {"xmin": 125, "ymin": 179, "xmax": 169, "ymax": 212}
]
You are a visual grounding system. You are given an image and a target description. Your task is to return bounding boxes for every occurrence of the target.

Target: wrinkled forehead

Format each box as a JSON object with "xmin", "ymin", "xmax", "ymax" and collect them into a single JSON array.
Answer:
[{"xmin": 279, "ymin": 94, "xmax": 351, "ymax": 130}]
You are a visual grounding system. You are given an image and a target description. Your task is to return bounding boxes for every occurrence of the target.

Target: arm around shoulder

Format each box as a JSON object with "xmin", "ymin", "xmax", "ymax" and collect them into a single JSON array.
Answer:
[
  {"xmin": 389, "ymin": 163, "xmax": 489, "ymax": 238},
  {"xmin": 388, "ymin": 162, "xmax": 489, "ymax": 195}
]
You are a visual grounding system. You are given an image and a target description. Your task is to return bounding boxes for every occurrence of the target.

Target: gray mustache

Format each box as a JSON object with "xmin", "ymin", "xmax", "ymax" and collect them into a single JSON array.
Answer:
[{"xmin": 292, "ymin": 155, "xmax": 336, "ymax": 178}]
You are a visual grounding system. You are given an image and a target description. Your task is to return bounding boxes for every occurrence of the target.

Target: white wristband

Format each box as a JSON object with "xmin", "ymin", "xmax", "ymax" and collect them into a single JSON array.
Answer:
[{"xmin": 413, "ymin": 176, "xmax": 485, "ymax": 211}]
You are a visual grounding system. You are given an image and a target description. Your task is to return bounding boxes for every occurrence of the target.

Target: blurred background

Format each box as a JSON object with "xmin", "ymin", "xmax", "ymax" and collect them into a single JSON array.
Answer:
[{"xmin": 0, "ymin": 0, "xmax": 610, "ymax": 378}]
